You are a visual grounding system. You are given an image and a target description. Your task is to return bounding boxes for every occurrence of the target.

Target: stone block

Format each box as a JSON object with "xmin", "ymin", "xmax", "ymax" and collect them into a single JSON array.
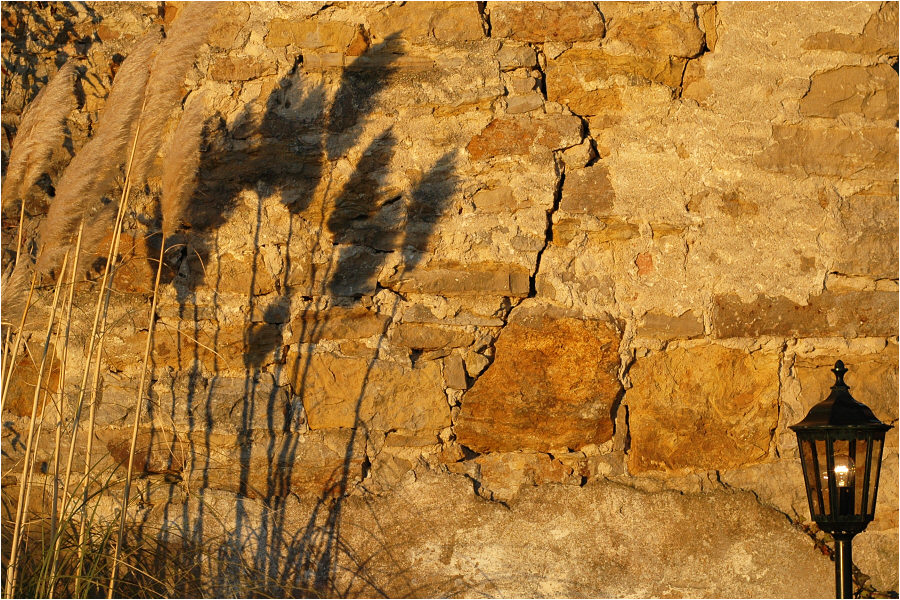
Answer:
[
  {"xmin": 802, "ymin": 2, "xmax": 898, "ymax": 57},
  {"xmin": 756, "ymin": 124, "xmax": 897, "ymax": 180},
  {"xmin": 710, "ymin": 290, "xmax": 898, "ymax": 339},
  {"xmin": 490, "ymin": 2, "xmax": 605, "ymax": 42},
  {"xmin": 392, "ymin": 322, "xmax": 475, "ymax": 350},
  {"xmin": 103, "ymin": 428, "xmax": 188, "ymax": 476},
  {"xmin": 443, "ymin": 353, "xmax": 468, "ymax": 390},
  {"xmin": 546, "ymin": 48, "xmax": 685, "ymax": 115},
  {"xmin": 559, "ymin": 163, "xmax": 615, "ymax": 215},
  {"xmin": 627, "ymin": 345, "xmax": 780, "ymax": 473},
  {"xmin": 289, "ymin": 306, "xmax": 390, "ymax": 344},
  {"xmin": 800, "ymin": 64, "xmax": 898, "ymax": 120},
  {"xmin": 286, "ymin": 353, "xmax": 450, "ymax": 435},
  {"xmin": 636, "ymin": 310, "xmax": 704, "ymax": 339},
  {"xmin": 266, "ymin": 19, "xmax": 364, "ymax": 50},
  {"xmin": 466, "ymin": 115, "xmax": 583, "ymax": 160},
  {"xmin": 602, "ymin": 3, "xmax": 705, "ymax": 58},
  {"xmin": 383, "ymin": 262, "xmax": 531, "ymax": 297},
  {"xmin": 455, "ymin": 307, "xmax": 621, "ymax": 453},
  {"xmin": 209, "ymin": 252, "xmax": 276, "ymax": 296},
  {"xmin": 472, "ymin": 186, "xmax": 516, "ymax": 213},
  {"xmin": 209, "ymin": 55, "xmax": 275, "ymax": 82},
  {"xmin": 110, "ymin": 321, "xmax": 285, "ymax": 373},
  {"xmin": 2, "ymin": 341, "xmax": 60, "ymax": 418},
  {"xmin": 473, "ymin": 451, "xmax": 579, "ymax": 501},
  {"xmin": 183, "ymin": 429, "xmax": 367, "ymax": 499},
  {"xmin": 369, "ymin": 2, "xmax": 484, "ymax": 42},
  {"xmin": 831, "ymin": 181, "xmax": 899, "ymax": 279}
]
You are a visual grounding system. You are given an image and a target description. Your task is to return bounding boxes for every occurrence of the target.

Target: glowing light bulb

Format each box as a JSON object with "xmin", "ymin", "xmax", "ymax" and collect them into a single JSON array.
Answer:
[{"xmin": 832, "ymin": 456, "xmax": 855, "ymax": 488}]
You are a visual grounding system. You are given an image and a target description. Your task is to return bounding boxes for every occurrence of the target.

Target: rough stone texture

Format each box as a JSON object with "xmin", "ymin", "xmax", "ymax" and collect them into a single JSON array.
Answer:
[
  {"xmin": 126, "ymin": 470, "xmax": 832, "ymax": 597},
  {"xmin": 489, "ymin": 2, "xmax": 605, "ymax": 42},
  {"xmin": 287, "ymin": 352, "xmax": 450, "ymax": 437},
  {"xmin": 456, "ymin": 304, "xmax": 621, "ymax": 453},
  {"xmin": 711, "ymin": 290, "xmax": 898, "ymax": 339},
  {"xmin": 628, "ymin": 345, "xmax": 780, "ymax": 474},
  {"xmin": 1, "ymin": 1, "xmax": 897, "ymax": 596}
]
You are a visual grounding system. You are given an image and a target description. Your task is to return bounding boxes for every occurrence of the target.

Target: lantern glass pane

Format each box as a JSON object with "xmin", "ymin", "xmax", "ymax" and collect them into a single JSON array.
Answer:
[
  {"xmin": 868, "ymin": 437, "xmax": 884, "ymax": 515},
  {"xmin": 831, "ymin": 438, "xmax": 854, "ymax": 516},
  {"xmin": 814, "ymin": 439, "xmax": 830, "ymax": 515},
  {"xmin": 854, "ymin": 437, "xmax": 870, "ymax": 515},
  {"xmin": 800, "ymin": 438, "xmax": 821, "ymax": 515}
]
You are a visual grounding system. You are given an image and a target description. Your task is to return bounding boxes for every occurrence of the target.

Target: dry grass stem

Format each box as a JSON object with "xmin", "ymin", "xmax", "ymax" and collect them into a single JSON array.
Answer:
[
  {"xmin": 47, "ymin": 221, "xmax": 84, "ymax": 596},
  {"xmin": 1, "ymin": 266, "xmax": 38, "ymax": 414},
  {"xmin": 108, "ymin": 234, "xmax": 167, "ymax": 599},
  {"xmin": 1, "ymin": 61, "xmax": 77, "ymax": 213},
  {"xmin": 4, "ymin": 250, "xmax": 69, "ymax": 598}
]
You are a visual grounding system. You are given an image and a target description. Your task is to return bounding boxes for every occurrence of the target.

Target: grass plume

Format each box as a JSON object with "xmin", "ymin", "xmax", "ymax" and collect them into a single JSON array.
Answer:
[
  {"xmin": 1, "ymin": 61, "xmax": 77, "ymax": 215},
  {"xmin": 36, "ymin": 28, "xmax": 162, "ymax": 275},
  {"xmin": 129, "ymin": 3, "xmax": 216, "ymax": 187},
  {"xmin": 161, "ymin": 93, "xmax": 207, "ymax": 238}
]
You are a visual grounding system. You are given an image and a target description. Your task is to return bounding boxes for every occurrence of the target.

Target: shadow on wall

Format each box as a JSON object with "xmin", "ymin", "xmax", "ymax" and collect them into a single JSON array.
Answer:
[{"xmin": 136, "ymin": 35, "xmax": 461, "ymax": 596}]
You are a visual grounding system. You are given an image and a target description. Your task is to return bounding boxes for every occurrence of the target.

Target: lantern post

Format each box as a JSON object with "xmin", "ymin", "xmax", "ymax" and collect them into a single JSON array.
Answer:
[{"xmin": 789, "ymin": 360, "xmax": 892, "ymax": 598}]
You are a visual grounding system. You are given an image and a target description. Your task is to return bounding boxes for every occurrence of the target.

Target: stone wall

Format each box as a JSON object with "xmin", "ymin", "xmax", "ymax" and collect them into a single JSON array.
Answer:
[{"xmin": 2, "ymin": 1, "xmax": 897, "ymax": 596}]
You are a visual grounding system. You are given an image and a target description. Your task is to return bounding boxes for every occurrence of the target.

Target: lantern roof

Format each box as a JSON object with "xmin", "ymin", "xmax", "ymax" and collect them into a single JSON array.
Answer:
[{"xmin": 790, "ymin": 361, "xmax": 892, "ymax": 432}]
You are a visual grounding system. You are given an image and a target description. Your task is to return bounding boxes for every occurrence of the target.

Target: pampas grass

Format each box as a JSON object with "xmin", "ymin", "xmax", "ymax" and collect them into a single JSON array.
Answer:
[
  {"xmin": 129, "ymin": 3, "xmax": 215, "ymax": 186},
  {"xmin": 3, "ymin": 4, "xmax": 218, "ymax": 596},
  {"xmin": 36, "ymin": 28, "xmax": 162, "ymax": 276},
  {"xmin": 1, "ymin": 61, "xmax": 77, "ymax": 214},
  {"xmin": 162, "ymin": 93, "xmax": 207, "ymax": 238}
]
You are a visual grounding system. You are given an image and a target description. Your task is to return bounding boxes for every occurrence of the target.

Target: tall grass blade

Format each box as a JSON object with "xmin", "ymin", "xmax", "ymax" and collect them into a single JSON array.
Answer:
[{"xmin": 4, "ymin": 250, "xmax": 69, "ymax": 598}]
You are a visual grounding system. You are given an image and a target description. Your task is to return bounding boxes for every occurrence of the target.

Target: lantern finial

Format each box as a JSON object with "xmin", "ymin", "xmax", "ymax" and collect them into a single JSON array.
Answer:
[{"xmin": 832, "ymin": 360, "xmax": 847, "ymax": 388}]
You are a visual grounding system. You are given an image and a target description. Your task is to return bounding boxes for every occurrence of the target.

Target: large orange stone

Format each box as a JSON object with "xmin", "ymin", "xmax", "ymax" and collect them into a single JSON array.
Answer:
[
  {"xmin": 627, "ymin": 345, "xmax": 780, "ymax": 474},
  {"xmin": 455, "ymin": 308, "xmax": 621, "ymax": 453}
]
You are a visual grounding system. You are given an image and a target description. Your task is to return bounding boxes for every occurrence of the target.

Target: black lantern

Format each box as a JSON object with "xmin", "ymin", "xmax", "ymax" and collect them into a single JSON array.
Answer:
[{"xmin": 790, "ymin": 360, "xmax": 892, "ymax": 598}]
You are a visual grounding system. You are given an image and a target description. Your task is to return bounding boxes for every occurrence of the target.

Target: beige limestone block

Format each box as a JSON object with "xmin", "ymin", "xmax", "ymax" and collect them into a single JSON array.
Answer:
[
  {"xmin": 802, "ymin": 2, "xmax": 898, "ymax": 57},
  {"xmin": 266, "ymin": 19, "xmax": 363, "ymax": 51},
  {"xmin": 755, "ymin": 123, "xmax": 898, "ymax": 181},
  {"xmin": 181, "ymin": 429, "xmax": 367, "ymax": 499},
  {"xmin": 443, "ymin": 353, "xmax": 468, "ymax": 390},
  {"xmin": 368, "ymin": 2, "xmax": 484, "ymax": 42},
  {"xmin": 383, "ymin": 261, "xmax": 531, "ymax": 297},
  {"xmin": 392, "ymin": 322, "xmax": 475, "ymax": 350},
  {"xmin": 108, "ymin": 320, "xmax": 284, "ymax": 373},
  {"xmin": 455, "ymin": 307, "xmax": 621, "ymax": 453},
  {"xmin": 710, "ymin": 290, "xmax": 899, "ymax": 339},
  {"xmin": 800, "ymin": 64, "xmax": 898, "ymax": 121},
  {"xmin": 288, "ymin": 306, "xmax": 390, "ymax": 344},
  {"xmin": 559, "ymin": 163, "xmax": 615, "ymax": 215},
  {"xmin": 2, "ymin": 341, "xmax": 60, "ymax": 418},
  {"xmin": 466, "ymin": 114, "xmax": 583, "ymax": 160},
  {"xmin": 209, "ymin": 55, "xmax": 275, "ymax": 81},
  {"xmin": 829, "ymin": 181, "xmax": 900, "ymax": 280},
  {"xmin": 601, "ymin": 2, "xmax": 705, "ymax": 58},
  {"xmin": 636, "ymin": 310, "xmax": 704, "ymax": 340},
  {"xmin": 627, "ymin": 345, "xmax": 779, "ymax": 474},
  {"xmin": 546, "ymin": 47, "xmax": 684, "ymax": 116},
  {"xmin": 489, "ymin": 2, "xmax": 605, "ymax": 42},
  {"xmin": 288, "ymin": 353, "xmax": 450, "ymax": 436},
  {"xmin": 471, "ymin": 451, "xmax": 579, "ymax": 501}
]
